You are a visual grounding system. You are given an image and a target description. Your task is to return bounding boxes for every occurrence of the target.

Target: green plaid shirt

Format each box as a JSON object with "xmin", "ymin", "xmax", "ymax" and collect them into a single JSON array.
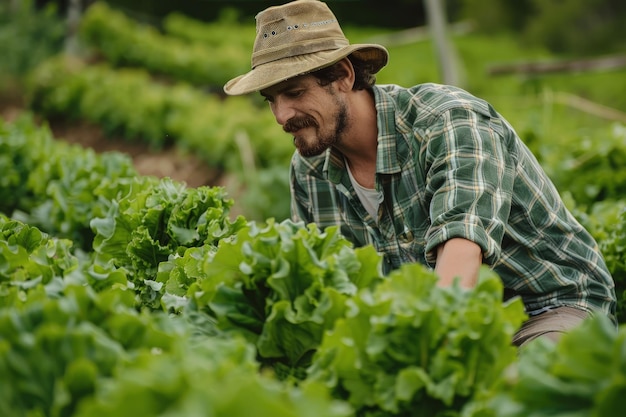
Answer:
[{"xmin": 290, "ymin": 83, "xmax": 616, "ymax": 318}]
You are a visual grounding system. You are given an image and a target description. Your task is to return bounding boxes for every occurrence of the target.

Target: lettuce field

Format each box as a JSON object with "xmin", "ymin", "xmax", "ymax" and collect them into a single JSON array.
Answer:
[{"xmin": 1, "ymin": 2, "xmax": 626, "ymax": 416}]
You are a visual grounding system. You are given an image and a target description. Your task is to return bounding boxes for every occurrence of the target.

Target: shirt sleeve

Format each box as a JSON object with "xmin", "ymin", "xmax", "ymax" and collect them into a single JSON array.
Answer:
[{"xmin": 423, "ymin": 107, "xmax": 516, "ymax": 267}]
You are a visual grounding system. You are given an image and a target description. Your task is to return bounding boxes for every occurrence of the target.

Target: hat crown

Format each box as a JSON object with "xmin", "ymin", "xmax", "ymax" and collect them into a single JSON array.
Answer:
[
  {"xmin": 252, "ymin": 0, "xmax": 349, "ymax": 68},
  {"xmin": 223, "ymin": 0, "xmax": 388, "ymax": 95}
]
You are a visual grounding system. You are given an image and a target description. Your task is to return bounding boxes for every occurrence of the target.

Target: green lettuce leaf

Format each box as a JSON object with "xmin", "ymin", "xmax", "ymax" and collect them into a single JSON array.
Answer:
[
  {"xmin": 307, "ymin": 263, "xmax": 526, "ymax": 417},
  {"xmin": 90, "ymin": 177, "xmax": 245, "ymax": 308},
  {"xmin": 194, "ymin": 219, "xmax": 384, "ymax": 380},
  {"xmin": 489, "ymin": 314, "xmax": 624, "ymax": 417}
]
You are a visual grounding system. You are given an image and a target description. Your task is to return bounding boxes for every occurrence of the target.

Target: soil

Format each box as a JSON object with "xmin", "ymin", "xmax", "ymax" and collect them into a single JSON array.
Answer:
[{"xmin": 49, "ymin": 118, "xmax": 220, "ymax": 188}]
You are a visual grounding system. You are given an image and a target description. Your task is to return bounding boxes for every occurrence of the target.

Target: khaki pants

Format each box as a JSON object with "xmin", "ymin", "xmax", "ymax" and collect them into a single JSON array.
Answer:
[{"xmin": 512, "ymin": 306, "xmax": 589, "ymax": 347}]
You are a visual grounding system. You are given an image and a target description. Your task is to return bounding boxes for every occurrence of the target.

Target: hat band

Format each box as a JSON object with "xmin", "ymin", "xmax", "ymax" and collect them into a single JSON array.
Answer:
[{"xmin": 252, "ymin": 37, "xmax": 349, "ymax": 68}]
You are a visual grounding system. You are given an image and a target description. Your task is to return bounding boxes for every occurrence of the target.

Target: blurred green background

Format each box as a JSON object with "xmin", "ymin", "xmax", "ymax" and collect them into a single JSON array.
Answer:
[{"xmin": 1, "ymin": 0, "xmax": 625, "ymax": 221}]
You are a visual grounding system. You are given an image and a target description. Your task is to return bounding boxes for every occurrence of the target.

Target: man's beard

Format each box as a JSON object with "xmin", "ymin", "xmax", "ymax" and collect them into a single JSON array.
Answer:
[{"xmin": 284, "ymin": 100, "xmax": 348, "ymax": 158}]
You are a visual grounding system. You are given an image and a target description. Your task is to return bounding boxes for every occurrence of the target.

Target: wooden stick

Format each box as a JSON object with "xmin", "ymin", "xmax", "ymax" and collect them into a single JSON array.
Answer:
[
  {"xmin": 488, "ymin": 55, "xmax": 626, "ymax": 76},
  {"xmin": 548, "ymin": 91, "xmax": 626, "ymax": 123}
]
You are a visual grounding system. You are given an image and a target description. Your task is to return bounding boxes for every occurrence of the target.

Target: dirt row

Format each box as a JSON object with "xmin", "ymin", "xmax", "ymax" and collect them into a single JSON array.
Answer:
[{"xmin": 1, "ymin": 103, "xmax": 219, "ymax": 188}]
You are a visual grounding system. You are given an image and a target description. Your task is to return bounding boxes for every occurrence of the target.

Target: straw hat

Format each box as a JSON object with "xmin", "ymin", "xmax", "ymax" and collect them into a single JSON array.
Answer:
[{"xmin": 223, "ymin": 0, "xmax": 388, "ymax": 95}]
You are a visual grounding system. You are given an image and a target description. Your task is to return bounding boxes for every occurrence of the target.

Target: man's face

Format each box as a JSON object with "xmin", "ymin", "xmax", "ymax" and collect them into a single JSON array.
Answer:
[{"xmin": 260, "ymin": 75, "xmax": 348, "ymax": 157}]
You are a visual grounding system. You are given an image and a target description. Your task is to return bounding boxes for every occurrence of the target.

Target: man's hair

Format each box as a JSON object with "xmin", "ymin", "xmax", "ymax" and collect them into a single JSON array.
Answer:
[{"xmin": 311, "ymin": 55, "xmax": 377, "ymax": 90}]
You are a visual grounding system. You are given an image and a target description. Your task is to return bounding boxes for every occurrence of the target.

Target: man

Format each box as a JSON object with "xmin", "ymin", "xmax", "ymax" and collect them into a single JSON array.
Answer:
[{"xmin": 224, "ymin": 0, "xmax": 616, "ymax": 346}]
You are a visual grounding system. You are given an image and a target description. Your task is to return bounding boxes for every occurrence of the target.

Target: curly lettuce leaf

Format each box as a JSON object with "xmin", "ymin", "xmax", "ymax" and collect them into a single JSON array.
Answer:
[
  {"xmin": 489, "ymin": 314, "xmax": 623, "ymax": 417},
  {"xmin": 194, "ymin": 219, "xmax": 384, "ymax": 379},
  {"xmin": 307, "ymin": 263, "xmax": 526, "ymax": 417}
]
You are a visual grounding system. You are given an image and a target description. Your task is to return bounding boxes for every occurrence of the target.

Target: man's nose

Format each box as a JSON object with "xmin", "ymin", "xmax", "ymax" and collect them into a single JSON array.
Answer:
[{"xmin": 271, "ymin": 99, "xmax": 296, "ymax": 126}]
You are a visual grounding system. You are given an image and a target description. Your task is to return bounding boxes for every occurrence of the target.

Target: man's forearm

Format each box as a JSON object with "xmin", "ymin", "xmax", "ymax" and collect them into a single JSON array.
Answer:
[{"xmin": 434, "ymin": 238, "xmax": 483, "ymax": 288}]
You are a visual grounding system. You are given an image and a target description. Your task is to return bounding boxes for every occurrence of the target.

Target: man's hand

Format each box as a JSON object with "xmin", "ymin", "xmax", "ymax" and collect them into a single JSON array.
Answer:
[{"xmin": 434, "ymin": 238, "xmax": 483, "ymax": 289}]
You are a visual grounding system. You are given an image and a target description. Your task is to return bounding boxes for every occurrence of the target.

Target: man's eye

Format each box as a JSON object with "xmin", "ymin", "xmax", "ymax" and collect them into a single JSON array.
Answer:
[{"xmin": 286, "ymin": 90, "xmax": 303, "ymax": 98}]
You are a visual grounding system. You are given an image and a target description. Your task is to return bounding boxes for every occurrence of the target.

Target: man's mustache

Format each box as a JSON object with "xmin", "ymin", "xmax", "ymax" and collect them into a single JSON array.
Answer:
[{"xmin": 283, "ymin": 116, "xmax": 318, "ymax": 133}]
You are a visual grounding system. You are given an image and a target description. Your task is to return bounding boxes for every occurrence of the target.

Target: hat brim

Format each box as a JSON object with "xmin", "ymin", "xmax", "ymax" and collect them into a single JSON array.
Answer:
[{"xmin": 223, "ymin": 44, "xmax": 388, "ymax": 96}]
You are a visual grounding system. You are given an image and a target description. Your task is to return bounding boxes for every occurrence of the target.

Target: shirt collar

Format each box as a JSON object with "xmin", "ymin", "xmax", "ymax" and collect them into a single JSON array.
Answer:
[{"xmin": 324, "ymin": 147, "xmax": 346, "ymax": 184}]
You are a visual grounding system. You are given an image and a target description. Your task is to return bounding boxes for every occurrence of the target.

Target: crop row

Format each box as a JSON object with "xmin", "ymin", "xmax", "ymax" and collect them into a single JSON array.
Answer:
[
  {"xmin": 530, "ymin": 123, "xmax": 626, "ymax": 207},
  {"xmin": 0, "ymin": 115, "xmax": 243, "ymax": 250},
  {"xmin": 27, "ymin": 56, "xmax": 289, "ymax": 168},
  {"xmin": 79, "ymin": 2, "xmax": 254, "ymax": 87}
]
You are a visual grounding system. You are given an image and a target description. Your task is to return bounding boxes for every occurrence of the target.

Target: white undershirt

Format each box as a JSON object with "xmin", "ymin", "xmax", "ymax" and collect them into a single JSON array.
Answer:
[{"xmin": 346, "ymin": 162, "xmax": 380, "ymax": 221}]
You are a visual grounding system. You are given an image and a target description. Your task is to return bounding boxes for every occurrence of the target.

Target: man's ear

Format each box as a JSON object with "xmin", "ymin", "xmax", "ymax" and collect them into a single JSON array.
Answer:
[{"xmin": 335, "ymin": 57, "xmax": 355, "ymax": 92}]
